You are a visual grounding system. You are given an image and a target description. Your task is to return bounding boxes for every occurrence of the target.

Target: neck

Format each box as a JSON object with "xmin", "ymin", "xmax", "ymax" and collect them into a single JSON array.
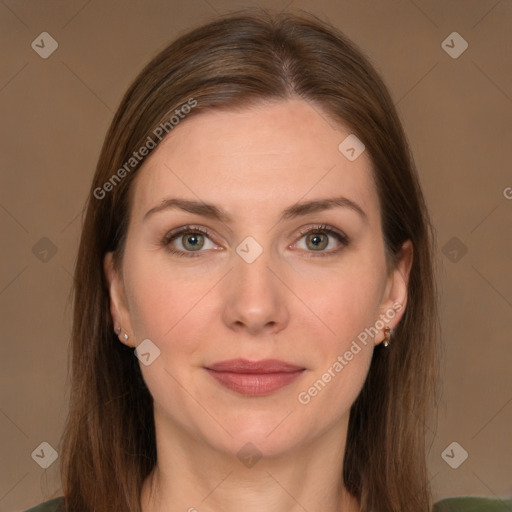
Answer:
[{"xmin": 140, "ymin": 409, "xmax": 360, "ymax": 512}]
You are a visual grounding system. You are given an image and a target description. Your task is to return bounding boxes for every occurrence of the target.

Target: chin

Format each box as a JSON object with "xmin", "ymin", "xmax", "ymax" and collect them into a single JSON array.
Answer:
[
  {"xmin": 198, "ymin": 410, "xmax": 310, "ymax": 461},
  {"xmin": 211, "ymin": 432, "xmax": 301, "ymax": 464}
]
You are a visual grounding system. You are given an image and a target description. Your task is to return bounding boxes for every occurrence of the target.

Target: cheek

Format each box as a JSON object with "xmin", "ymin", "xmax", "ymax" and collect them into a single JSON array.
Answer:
[
  {"xmin": 122, "ymin": 248, "xmax": 224, "ymax": 361},
  {"xmin": 294, "ymin": 271, "xmax": 380, "ymax": 419},
  {"xmin": 291, "ymin": 254, "xmax": 385, "ymax": 399},
  {"xmin": 293, "ymin": 254, "xmax": 386, "ymax": 344}
]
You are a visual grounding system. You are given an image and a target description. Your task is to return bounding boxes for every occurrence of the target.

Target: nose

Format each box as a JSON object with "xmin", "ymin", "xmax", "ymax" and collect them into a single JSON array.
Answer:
[{"xmin": 221, "ymin": 246, "xmax": 289, "ymax": 337}]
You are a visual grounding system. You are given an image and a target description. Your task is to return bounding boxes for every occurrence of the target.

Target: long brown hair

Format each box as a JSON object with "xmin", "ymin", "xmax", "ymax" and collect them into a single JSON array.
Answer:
[{"xmin": 60, "ymin": 9, "xmax": 440, "ymax": 512}]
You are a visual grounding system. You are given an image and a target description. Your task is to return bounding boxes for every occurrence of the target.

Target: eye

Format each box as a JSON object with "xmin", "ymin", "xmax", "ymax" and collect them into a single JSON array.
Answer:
[
  {"xmin": 162, "ymin": 223, "xmax": 349, "ymax": 258},
  {"xmin": 292, "ymin": 224, "xmax": 349, "ymax": 256},
  {"xmin": 162, "ymin": 225, "xmax": 218, "ymax": 257}
]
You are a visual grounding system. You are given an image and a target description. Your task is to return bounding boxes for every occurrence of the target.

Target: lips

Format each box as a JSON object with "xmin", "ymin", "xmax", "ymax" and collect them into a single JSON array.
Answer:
[
  {"xmin": 206, "ymin": 358, "xmax": 305, "ymax": 373},
  {"xmin": 204, "ymin": 359, "xmax": 305, "ymax": 396}
]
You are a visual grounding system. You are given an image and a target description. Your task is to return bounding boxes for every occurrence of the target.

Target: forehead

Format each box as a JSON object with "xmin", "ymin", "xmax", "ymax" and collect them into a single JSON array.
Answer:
[{"xmin": 129, "ymin": 98, "xmax": 380, "ymax": 225}]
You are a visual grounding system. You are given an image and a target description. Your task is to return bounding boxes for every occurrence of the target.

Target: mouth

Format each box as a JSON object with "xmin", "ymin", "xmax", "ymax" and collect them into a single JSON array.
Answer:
[{"xmin": 204, "ymin": 359, "xmax": 306, "ymax": 396}]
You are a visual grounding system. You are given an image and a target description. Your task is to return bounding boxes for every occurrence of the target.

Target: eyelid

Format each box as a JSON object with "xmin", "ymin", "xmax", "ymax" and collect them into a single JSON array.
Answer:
[
  {"xmin": 163, "ymin": 224, "xmax": 217, "ymax": 244},
  {"xmin": 294, "ymin": 223, "xmax": 349, "ymax": 243}
]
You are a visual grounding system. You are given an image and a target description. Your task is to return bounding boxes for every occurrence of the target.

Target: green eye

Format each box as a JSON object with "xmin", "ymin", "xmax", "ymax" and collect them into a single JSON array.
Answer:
[
  {"xmin": 304, "ymin": 232, "xmax": 329, "ymax": 251},
  {"xmin": 163, "ymin": 226, "xmax": 216, "ymax": 257},
  {"xmin": 180, "ymin": 233, "xmax": 206, "ymax": 251},
  {"xmin": 162, "ymin": 223, "xmax": 349, "ymax": 258},
  {"xmin": 294, "ymin": 224, "xmax": 349, "ymax": 255}
]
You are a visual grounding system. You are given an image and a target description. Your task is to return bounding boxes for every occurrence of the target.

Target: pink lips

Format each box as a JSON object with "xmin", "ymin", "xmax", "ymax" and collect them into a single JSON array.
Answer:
[{"xmin": 205, "ymin": 359, "xmax": 305, "ymax": 396}]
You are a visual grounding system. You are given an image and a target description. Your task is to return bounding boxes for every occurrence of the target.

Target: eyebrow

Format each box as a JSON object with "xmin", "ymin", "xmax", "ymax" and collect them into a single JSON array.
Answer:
[{"xmin": 143, "ymin": 196, "xmax": 368, "ymax": 224}]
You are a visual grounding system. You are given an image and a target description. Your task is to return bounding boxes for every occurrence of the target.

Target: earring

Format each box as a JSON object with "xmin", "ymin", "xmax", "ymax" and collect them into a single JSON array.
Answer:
[
  {"xmin": 115, "ymin": 327, "xmax": 130, "ymax": 346},
  {"xmin": 382, "ymin": 327, "xmax": 391, "ymax": 347}
]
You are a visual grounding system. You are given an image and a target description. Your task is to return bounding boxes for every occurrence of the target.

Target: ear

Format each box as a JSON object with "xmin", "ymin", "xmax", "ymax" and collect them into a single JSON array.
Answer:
[
  {"xmin": 375, "ymin": 239, "xmax": 413, "ymax": 344},
  {"xmin": 104, "ymin": 252, "xmax": 134, "ymax": 347}
]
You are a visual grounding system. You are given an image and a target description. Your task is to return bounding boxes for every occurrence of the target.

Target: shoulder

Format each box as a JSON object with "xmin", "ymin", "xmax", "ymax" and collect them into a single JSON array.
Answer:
[
  {"xmin": 20, "ymin": 496, "xmax": 65, "ymax": 512},
  {"xmin": 433, "ymin": 496, "xmax": 512, "ymax": 511}
]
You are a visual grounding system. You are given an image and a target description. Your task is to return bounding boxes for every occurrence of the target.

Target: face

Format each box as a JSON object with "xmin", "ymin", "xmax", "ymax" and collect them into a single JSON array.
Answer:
[{"xmin": 104, "ymin": 98, "xmax": 412, "ymax": 459}]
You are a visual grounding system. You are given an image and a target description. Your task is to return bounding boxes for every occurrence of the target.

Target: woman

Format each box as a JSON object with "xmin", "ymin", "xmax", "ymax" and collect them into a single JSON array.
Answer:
[{"xmin": 20, "ymin": 9, "xmax": 510, "ymax": 512}]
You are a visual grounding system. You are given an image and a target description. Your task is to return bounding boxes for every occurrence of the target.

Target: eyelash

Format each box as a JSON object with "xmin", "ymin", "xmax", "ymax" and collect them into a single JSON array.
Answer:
[{"xmin": 161, "ymin": 224, "xmax": 350, "ymax": 258}]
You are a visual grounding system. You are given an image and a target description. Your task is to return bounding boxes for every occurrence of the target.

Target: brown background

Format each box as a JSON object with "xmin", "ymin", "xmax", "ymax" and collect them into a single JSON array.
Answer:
[{"xmin": 1, "ymin": 0, "xmax": 511, "ymax": 510}]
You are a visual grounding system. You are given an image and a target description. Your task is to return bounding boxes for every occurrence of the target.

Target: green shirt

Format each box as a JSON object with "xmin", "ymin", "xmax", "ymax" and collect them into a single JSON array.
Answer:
[
  {"xmin": 433, "ymin": 497, "xmax": 512, "ymax": 511},
  {"xmin": 20, "ymin": 495, "xmax": 512, "ymax": 511}
]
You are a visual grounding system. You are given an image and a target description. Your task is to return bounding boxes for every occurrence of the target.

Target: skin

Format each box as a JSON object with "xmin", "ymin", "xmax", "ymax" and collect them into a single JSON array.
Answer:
[{"xmin": 104, "ymin": 98, "xmax": 413, "ymax": 512}]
